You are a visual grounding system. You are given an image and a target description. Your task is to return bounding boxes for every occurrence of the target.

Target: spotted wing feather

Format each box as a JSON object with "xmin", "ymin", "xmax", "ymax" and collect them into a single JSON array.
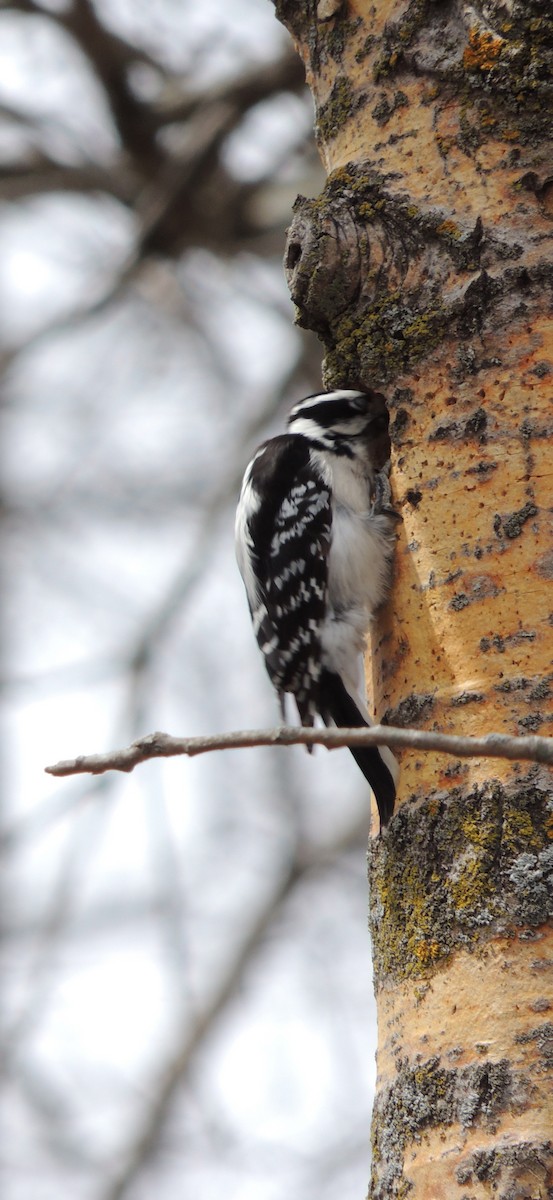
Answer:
[{"xmin": 246, "ymin": 435, "xmax": 331, "ymax": 724}]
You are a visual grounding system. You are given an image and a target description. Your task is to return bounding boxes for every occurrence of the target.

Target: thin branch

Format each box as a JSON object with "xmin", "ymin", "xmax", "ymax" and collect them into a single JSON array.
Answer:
[
  {"xmin": 150, "ymin": 49, "xmax": 306, "ymax": 129},
  {"xmin": 45, "ymin": 725, "xmax": 553, "ymax": 778},
  {"xmin": 0, "ymin": 159, "xmax": 135, "ymax": 202},
  {"xmin": 0, "ymin": 257, "xmax": 143, "ymax": 377}
]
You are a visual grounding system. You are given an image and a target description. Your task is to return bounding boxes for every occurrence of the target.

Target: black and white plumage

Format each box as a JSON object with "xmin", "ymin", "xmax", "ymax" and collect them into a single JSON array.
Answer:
[{"xmin": 235, "ymin": 389, "xmax": 399, "ymax": 826}]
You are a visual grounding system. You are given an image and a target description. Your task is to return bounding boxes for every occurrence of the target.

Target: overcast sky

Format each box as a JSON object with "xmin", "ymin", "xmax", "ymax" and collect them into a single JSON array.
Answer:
[{"xmin": 0, "ymin": 6, "xmax": 379, "ymax": 1200}]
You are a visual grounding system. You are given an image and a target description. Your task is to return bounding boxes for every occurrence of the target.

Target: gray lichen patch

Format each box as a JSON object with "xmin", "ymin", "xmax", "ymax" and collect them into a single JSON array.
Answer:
[
  {"xmin": 508, "ymin": 851, "xmax": 553, "ymax": 926},
  {"xmin": 493, "ymin": 673, "xmax": 552, "ymax": 733},
  {"xmin": 535, "ymin": 549, "xmax": 553, "ymax": 580},
  {"xmin": 386, "ymin": 692, "xmax": 435, "ymax": 728},
  {"xmin": 368, "ymin": 774, "xmax": 553, "ymax": 986},
  {"xmin": 515, "ymin": 1021, "xmax": 553, "ymax": 1072},
  {"xmin": 450, "ymin": 691, "xmax": 485, "ymax": 706},
  {"xmin": 493, "ymin": 501, "xmax": 539, "ymax": 541},
  {"xmin": 480, "ymin": 627, "xmax": 537, "ymax": 654},
  {"xmin": 370, "ymin": 1055, "xmax": 530, "ymax": 1199},
  {"xmin": 455, "ymin": 1140, "xmax": 553, "ymax": 1189},
  {"xmin": 448, "ymin": 575, "xmax": 504, "ymax": 611},
  {"xmin": 429, "ymin": 407, "xmax": 488, "ymax": 442}
]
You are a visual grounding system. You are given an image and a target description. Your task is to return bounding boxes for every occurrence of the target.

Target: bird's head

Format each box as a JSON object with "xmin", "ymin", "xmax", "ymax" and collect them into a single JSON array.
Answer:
[{"xmin": 287, "ymin": 389, "xmax": 391, "ymax": 468}]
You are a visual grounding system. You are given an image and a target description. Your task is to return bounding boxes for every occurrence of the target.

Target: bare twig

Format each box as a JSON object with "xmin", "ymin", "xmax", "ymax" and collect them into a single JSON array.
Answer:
[{"xmin": 45, "ymin": 725, "xmax": 553, "ymax": 778}]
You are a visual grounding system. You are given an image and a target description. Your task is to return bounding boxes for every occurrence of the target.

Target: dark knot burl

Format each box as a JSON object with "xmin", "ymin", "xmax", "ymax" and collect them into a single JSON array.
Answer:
[{"xmin": 284, "ymin": 194, "xmax": 362, "ymax": 333}]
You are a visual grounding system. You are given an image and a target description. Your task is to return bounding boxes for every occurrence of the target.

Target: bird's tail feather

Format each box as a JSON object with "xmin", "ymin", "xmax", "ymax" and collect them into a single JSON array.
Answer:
[{"xmin": 319, "ymin": 668, "xmax": 397, "ymax": 827}]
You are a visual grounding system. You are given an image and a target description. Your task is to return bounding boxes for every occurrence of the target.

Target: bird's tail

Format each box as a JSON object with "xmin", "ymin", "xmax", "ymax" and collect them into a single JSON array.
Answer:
[{"xmin": 319, "ymin": 668, "xmax": 398, "ymax": 828}]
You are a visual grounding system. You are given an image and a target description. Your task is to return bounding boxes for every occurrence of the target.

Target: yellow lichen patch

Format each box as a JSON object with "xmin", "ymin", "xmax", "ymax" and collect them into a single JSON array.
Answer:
[
  {"xmin": 448, "ymin": 854, "xmax": 495, "ymax": 913},
  {"xmin": 435, "ymin": 219, "xmax": 461, "ymax": 238},
  {"xmin": 463, "ymin": 26, "xmax": 505, "ymax": 72},
  {"xmin": 414, "ymin": 939, "xmax": 442, "ymax": 965}
]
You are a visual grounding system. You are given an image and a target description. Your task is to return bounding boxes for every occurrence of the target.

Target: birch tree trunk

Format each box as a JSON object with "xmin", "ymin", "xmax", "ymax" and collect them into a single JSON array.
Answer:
[{"xmin": 273, "ymin": 1, "xmax": 553, "ymax": 1195}]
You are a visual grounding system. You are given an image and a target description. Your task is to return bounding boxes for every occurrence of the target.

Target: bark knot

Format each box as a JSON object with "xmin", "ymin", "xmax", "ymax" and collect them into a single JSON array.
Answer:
[{"xmin": 284, "ymin": 194, "xmax": 361, "ymax": 332}]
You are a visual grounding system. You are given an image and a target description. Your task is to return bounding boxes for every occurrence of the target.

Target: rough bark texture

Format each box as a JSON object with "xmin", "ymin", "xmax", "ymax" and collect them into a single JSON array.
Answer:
[{"xmin": 273, "ymin": 1, "xmax": 553, "ymax": 1195}]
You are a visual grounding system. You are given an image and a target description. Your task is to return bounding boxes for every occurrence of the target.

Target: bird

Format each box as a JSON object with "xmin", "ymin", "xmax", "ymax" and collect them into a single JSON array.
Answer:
[{"xmin": 235, "ymin": 388, "xmax": 399, "ymax": 826}]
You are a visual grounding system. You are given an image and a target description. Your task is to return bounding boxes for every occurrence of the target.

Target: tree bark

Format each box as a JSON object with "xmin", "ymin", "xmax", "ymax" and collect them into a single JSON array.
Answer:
[{"xmin": 273, "ymin": 1, "xmax": 553, "ymax": 1195}]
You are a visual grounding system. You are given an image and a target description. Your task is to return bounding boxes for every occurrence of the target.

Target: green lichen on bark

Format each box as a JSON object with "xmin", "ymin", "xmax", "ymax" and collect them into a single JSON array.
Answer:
[
  {"xmin": 368, "ymin": 774, "xmax": 553, "ymax": 986},
  {"xmin": 304, "ymin": 165, "xmax": 483, "ymax": 271},
  {"xmin": 325, "ymin": 292, "xmax": 450, "ymax": 387},
  {"xmin": 355, "ymin": 32, "xmax": 376, "ymax": 64},
  {"xmin": 287, "ymin": 157, "xmax": 552, "ymax": 390},
  {"xmin": 318, "ymin": 14, "xmax": 362, "ymax": 64},
  {"xmin": 306, "ymin": 161, "xmax": 553, "ymax": 387},
  {"xmin": 316, "ymin": 76, "xmax": 368, "ymax": 141},
  {"xmin": 372, "ymin": 0, "xmax": 435, "ymax": 82},
  {"xmin": 288, "ymin": 162, "xmax": 500, "ymax": 387},
  {"xmin": 271, "ymin": 3, "xmax": 362, "ymax": 75},
  {"xmin": 271, "ymin": 0, "xmax": 313, "ymax": 41},
  {"xmin": 372, "ymin": 90, "xmax": 409, "ymax": 127}
]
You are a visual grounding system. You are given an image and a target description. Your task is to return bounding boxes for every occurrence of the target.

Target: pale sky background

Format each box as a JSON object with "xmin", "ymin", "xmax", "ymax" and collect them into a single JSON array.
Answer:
[{"xmin": 0, "ymin": 5, "xmax": 379, "ymax": 1199}]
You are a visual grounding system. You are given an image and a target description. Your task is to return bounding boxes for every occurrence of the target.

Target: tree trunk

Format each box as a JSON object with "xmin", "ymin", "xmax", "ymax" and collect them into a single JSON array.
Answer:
[{"xmin": 273, "ymin": 1, "xmax": 553, "ymax": 1195}]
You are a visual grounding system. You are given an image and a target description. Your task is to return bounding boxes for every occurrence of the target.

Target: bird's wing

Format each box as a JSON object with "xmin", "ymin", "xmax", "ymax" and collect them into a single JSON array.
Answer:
[{"xmin": 245, "ymin": 435, "xmax": 332, "ymax": 724}]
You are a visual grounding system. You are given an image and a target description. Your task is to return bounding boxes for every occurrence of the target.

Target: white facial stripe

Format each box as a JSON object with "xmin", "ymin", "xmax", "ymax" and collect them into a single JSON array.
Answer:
[
  {"xmin": 289, "ymin": 390, "xmax": 365, "ymax": 419},
  {"xmin": 287, "ymin": 416, "xmax": 328, "ymax": 439},
  {"xmin": 289, "ymin": 414, "xmax": 368, "ymax": 440}
]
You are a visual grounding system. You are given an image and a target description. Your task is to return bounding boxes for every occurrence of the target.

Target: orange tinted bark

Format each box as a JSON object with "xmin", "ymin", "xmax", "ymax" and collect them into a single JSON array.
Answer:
[{"xmin": 275, "ymin": 0, "xmax": 553, "ymax": 1193}]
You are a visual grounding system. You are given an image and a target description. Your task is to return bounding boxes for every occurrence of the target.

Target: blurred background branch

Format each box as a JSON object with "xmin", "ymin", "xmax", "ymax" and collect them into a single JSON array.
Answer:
[{"xmin": 0, "ymin": 4, "xmax": 386, "ymax": 1200}]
